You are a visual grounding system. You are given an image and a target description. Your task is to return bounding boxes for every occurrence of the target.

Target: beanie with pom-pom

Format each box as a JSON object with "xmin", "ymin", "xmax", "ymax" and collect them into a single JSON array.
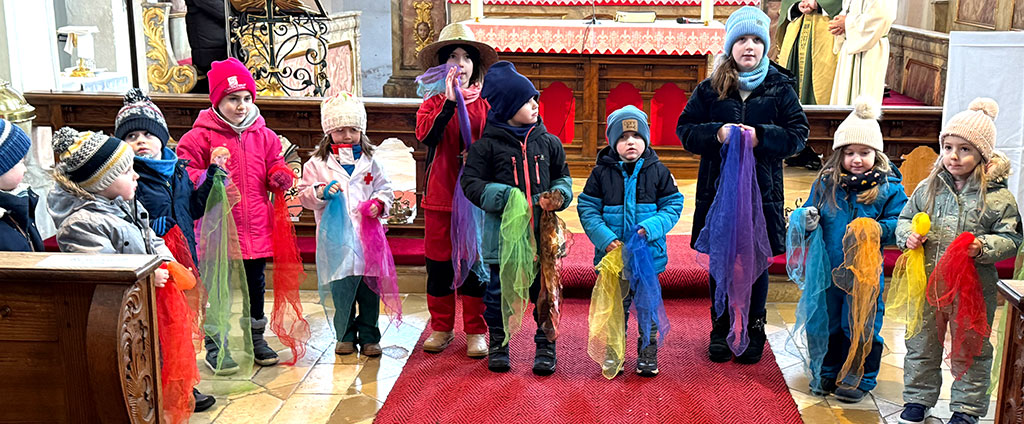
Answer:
[
  {"xmin": 833, "ymin": 95, "xmax": 883, "ymax": 152},
  {"xmin": 113, "ymin": 88, "xmax": 169, "ymax": 146},
  {"xmin": 51, "ymin": 126, "xmax": 134, "ymax": 194},
  {"xmin": 941, "ymin": 97, "xmax": 998, "ymax": 161}
]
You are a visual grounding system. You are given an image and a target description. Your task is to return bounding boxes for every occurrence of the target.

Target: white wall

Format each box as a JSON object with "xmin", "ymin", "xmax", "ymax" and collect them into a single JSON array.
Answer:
[
  {"xmin": 895, "ymin": 0, "xmax": 936, "ymax": 31},
  {"xmin": 3, "ymin": 0, "xmax": 60, "ymax": 92}
]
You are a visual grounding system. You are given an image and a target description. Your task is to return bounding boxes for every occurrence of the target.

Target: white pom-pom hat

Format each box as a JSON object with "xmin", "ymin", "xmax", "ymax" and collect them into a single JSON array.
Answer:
[
  {"xmin": 941, "ymin": 97, "xmax": 999, "ymax": 161},
  {"xmin": 833, "ymin": 95, "xmax": 883, "ymax": 152}
]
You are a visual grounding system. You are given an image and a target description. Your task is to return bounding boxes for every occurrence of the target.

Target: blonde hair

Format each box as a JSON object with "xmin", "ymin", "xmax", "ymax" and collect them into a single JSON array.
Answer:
[
  {"xmin": 812, "ymin": 147, "xmax": 892, "ymax": 211},
  {"xmin": 50, "ymin": 169, "xmax": 95, "ymax": 200},
  {"xmin": 312, "ymin": 132, "xmax": 376, "ymax": 162},
  {"xmin": 922, "ymin": 155, "xmax": 988, "ymax": 216},
  {"xmin": 710, "ymin": 56, "xmax": 740, "ymax": 101}
]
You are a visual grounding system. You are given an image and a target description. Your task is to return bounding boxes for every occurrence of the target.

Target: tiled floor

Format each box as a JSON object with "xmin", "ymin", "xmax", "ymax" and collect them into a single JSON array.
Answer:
[{"xmin": 191, "ymin": 167, "xmax": 1003, "ymax": 423}]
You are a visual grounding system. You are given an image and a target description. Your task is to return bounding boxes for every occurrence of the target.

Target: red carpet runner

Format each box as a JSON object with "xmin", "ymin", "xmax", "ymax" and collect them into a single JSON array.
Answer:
[
  {"xmin": 561, "ymin": 234, "xmax": 709, "ymax": 297},
  {"xmin": 374, "ymin": 298, "xmax": 802, "ymax": 424}
]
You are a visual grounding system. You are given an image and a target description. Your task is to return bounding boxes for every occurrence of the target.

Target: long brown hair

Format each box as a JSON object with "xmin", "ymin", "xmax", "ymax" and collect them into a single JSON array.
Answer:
[
  {"xmin": 710, "ymin": 55, "xmax": 740, "ymax": 100},
  {"xmin": 812, "ymin": 147, "xmax": 892, "ymax": 211},
  {"xmin": 312, "ymin": 132, "xmax": 376, "ymax": 162}
]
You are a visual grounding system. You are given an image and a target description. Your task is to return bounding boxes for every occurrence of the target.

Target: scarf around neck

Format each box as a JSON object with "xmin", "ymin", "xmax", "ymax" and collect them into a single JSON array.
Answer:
[
  {"xmin": 738, "ymin": 57, "xmax": 769, "ymax": 92},
  {"xmin": 134, "ymin": 147, "xmax": 178, "ymax": 179}
]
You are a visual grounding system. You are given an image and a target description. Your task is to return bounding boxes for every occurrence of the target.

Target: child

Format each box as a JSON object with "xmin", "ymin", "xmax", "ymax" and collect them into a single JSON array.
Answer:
[
  {"xmin": 113, "ymin": 89, "xmax": 217, "ymax": 411},
  {"xmin": 461, "ymin": 61, "xmax": 573, "ymax": 375},
  {"xmin": 298, "ymin": 92, "xmax": 394, "ymax": 357},
  {"xmin": 177, "ymin": 57, "xmax": 295, "ymax": 368},
  {"xmin": 415, "ymin": 22, "xmax": 497, "ymax": 358},
  {"xmin": 800, "ymin": 99, "xmax": 907, "ymax": 402},
  {"xmin": 896, "ymin": 99, "xmax": 1022, "ymax": 424},
  {"xmin": 0, "ymin": 119, "xmax": 43, "ymax": 252},
  {"xmin": 677, "ymin": 6, "xmax": 809, "ymax": 364},
  {"xmin": 577, "ymin": 106, "xmax": 684, "ymax": 376}
]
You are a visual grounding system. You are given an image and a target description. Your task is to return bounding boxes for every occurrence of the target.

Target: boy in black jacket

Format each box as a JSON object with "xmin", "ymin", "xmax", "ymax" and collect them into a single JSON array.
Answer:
[
  {"xmin": 0, "ymin": 119, "xmax": 43, "ymax": 252},
  {"xmin": 461, "ymin": 61, "xmax": 573, "ymax": 375}
]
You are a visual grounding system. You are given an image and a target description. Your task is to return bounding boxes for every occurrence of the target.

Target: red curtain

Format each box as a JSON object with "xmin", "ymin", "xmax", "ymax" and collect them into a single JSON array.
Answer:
[
  {"xmin": 650, "ymin": 83, "xmax": 688, "ymax": 146},
  {"xmin": 539, "ymin": 81, "xmax": 576, "ymax": 145}
]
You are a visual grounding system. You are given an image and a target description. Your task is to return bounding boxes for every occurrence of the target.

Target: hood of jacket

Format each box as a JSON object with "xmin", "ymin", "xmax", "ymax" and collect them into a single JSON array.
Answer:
[{"xmin": 48, "ymin": 186, "xmax": 131, "ymax": 229}]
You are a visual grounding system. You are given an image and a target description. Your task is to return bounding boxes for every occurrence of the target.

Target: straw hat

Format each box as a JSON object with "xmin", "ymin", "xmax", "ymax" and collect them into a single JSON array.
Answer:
[{"xmin": 417, "ymin": 23, "xmax": 499, "ymax": 71}]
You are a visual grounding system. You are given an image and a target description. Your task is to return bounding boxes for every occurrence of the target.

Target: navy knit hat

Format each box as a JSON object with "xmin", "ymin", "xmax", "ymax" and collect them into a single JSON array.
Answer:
[
  {"xmin": 725, "ymin": 6, "xmax": 771, "ymax": 56},
  {"xmin": 481, "ymin": 61, "xmax": 539, "ymax": 123},
  {"xmin": 114, "ymin": 88, "xmax": 169, "ymax": 146},
  {"xmin": 0, "ymin": 119, "xmax": 31, "ymax": 176},
  {"xmin": 606, "ymin": 105, "xmax": 650, "ymax": 148}
]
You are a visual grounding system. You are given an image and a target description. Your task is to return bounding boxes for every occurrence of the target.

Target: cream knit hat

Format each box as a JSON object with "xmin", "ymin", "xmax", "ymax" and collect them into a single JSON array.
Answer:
[
  {"xmin": 941, "ymin": 97, "xmax": 998, "ymax": 161},
  {"xmin": 833, "ymin": 96, "xmax": 883, "ymax": 152},
  {"xmin": 320, "ymin": 92, "xmax": 366, "ymax": 134}
]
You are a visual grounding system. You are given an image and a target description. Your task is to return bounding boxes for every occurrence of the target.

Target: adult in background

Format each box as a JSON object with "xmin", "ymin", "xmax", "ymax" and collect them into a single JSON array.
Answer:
[{"xmin": 184, "ymin": 0, "xmax": 228, "ymax": 94}]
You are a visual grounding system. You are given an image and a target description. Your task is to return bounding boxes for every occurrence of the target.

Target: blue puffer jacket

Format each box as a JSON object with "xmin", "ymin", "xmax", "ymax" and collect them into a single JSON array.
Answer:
[
  {"xmin": 134, "ymin": 147, "xmax": 216, "ymax": 262},
  {"xmin": 803, "ymin": 164, "xmax": 908, "ymax": 270},
  {"xmin": 577, "ymin": 146, "xmax": 684, "ymax": 272}
]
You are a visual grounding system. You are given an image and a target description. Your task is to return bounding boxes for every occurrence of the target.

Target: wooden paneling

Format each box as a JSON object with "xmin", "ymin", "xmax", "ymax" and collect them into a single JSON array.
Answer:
[
  {"xmin": 1014, "ymin": 0, "xmax": 1024, "ymax": 29},
  {"xmin": 903, "ymin": 59, "xmax": 943, "ymax": 106},
  {"xmin": 956, "ymin": 0, "xmax": 998, "ymax": 28}
]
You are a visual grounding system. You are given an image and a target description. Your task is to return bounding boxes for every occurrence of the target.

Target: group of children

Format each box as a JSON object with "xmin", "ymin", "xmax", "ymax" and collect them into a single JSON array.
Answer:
[{"xmin": 0, "ymin": 6, "xmax": 1013, "ymax": 424}]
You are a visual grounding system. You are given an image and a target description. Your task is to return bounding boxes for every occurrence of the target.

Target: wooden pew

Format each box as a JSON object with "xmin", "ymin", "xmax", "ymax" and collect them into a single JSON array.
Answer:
[{"xmin": 0, "ymin": 252, "xmax": 164, "ymax": 423}]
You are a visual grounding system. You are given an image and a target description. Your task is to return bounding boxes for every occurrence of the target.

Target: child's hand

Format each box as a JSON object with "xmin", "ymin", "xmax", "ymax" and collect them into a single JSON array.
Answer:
[
  {"xmin": 153, "ymin": 267, "xmax": 169, "ymax": 288},
  {"xmin": 637, "ymin": 227, "xmax": 647, "ymax": 239},
  {"xmin": 270, "ymin": 169, "xmax": 295, "ymax": 191},
  {"xmin": 739, "ymin": 125, "xmax": 759, "ymax": 147},
  {"xmin": 317, "ymin": 183, "xmax": 342, "ymax": 199},
  {"xmin": 804, "ymin": 206, "xmax": 820, "ymax": 231},
  {"xmin": 445, "ymin": 66, "xmax": 458, "ymax": 100},
  {"xmin": 906, "ymin": 232, "xmax": 928, "ymax": 250},
  {"xmin": 606, "ymin": 240, "xmax": 623, "ymax": 253},
  {"xmin": 539, "ymin": 191, "xmax": 563, "ymax": 211},
  {"xmin": 366, "ymin": 201, "xmax": 381, "ymax": 218},
  {"xmin": 717, "ymin": 125, "xmax": 733, "ymax": 144},
  {"xmin": 968, "ymin": 238, "xmax": 983, "ymax": 258}
]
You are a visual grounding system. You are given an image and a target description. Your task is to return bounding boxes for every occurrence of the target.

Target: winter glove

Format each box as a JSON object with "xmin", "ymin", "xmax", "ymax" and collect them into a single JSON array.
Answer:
[
  {"xmin": 151, "ymin": 216, "xmax": 177, "ymax": 237},
  {"xmin": 269, "ymin": 168, "xmax": 295, "ymax": 192},
  {"xmin": 804, "ymin": 206, "xmax": 820, "ymax": 232}
]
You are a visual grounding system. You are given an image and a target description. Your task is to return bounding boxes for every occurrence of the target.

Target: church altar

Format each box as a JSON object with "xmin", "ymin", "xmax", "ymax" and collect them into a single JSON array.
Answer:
[{"xmin": 464, "ymin": 18, "xmax": 725, "ymax": 55}]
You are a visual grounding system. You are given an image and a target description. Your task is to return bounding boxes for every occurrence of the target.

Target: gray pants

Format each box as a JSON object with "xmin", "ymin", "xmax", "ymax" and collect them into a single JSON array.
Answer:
[{"xmin": 903, "ymin": 281, "xmax": 997, "ymax": 417}]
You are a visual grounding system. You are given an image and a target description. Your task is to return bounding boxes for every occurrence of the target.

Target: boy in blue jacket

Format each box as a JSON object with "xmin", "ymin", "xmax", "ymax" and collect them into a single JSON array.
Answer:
[
  {"xmin": 577, "ymin": 105, "xmax": 684, "ymax": 377},
  {"xmin": 0, "ymin": 119, "xmax": 43, "ymax": 252}
]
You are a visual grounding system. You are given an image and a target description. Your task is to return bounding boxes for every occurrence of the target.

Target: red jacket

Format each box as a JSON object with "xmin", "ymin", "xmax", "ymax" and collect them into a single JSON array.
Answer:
[
  {"xmin": 177, "ymin": 108, "xmax": 290, "ymax": 259},
  {"xmin": 415, "ymin": 94, "xmax": 489, "ymax": 212}
]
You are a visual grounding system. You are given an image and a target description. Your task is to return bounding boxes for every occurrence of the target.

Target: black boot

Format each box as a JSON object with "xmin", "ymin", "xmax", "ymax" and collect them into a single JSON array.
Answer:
[
  {"xmin": 636, "ymin": 337, "xmax": 659, "ymax": 377},
  {"xmin": 251, "ymin": 317, "xmax": 279, "ymax": 366},
  {"xmin": 708, "ymin": 308, "xmax": 732, "ymax": 363},
  {"xmin": 193, "ymin": 388, "xmax": 216, "ymax": 412},
  {"xmin": 487, "ymin": 334, "xmax": 510, "ymax": 373},
  {"xmin": 735, "ymin": 311, "xmax": 767, "ymax": 364},
  {"xmin": 204, "ymin": 335, "xmax": 240, "ymax": 375},
  {"xmin": 532, "ymin": 340, "xmax": 557, "ymax": 376}
]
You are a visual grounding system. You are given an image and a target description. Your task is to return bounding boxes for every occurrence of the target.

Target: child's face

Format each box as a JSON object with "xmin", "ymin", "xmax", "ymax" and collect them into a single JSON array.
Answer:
[
  {"xmin": 942, "ymin": 135, "xmax": 981, "ymax": 180},
  {"xmin": 217, "ymin": 91, "xmax": 253, "ymax": 126},
  {"xmin": 99, "ymin": 168, "xmax": 139, "ymax": 201},
  {"xmin": 508, "ymin": 97, "xmax": 539, "ymax": 126},
  {"xmin": 615, "ymin": 131, "xmax": 646, "ymax": 161},
  {"xmin": 330, "ymin": 127, "xmax": 362, "ymax": 144},
  {"xmin": 446, "ymin": 47, "xmax": 474, "ymax": 89},
  {"xmin": 0, "ymin": 161, "xmax": 26, "ymax": 191},
  {"xmin": 841, "ymin": 144, "xmax": 876, "ymax": 174},
  {"xmin": 731, "ymin": 35, "xmax": 765, "ymax": 72},
  {"xmin": 124, "ymin": 130, "xmax": 162, "ymax": 159}
]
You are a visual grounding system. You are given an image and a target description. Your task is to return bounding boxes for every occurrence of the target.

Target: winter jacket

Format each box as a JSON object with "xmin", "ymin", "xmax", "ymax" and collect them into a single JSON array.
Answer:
[
  {"xmin": 48, "ymin": 187, "xmax": 173, "ymax": 260},
  {"xmin": 896, "ymin": 153, "xmax": 1023, "ymax": 286},
  {"xmin": 804, "ymin": 165, "xmax": 908, "ymax": 270},
  {"xmin": 461, "ymin": 119, "xmax": 574, "ymax": 264},
  {"xmin": 184, "ymin": 0, "xmax": 227, "ymax": 75},
  {"xmin": 134, "ymin": 147, "xmax": 217, "ymax": 262},
  {"xmin": 0, "ymin": 188, "xmax": 44, "ymax": 252},
  {"xmin": 177, "ymin": 108, "xmax": 292, "ymax": 259},
  {"xmin": 677, "ymin": 63, "xmax": 810, "ymax": 255},
  {"xmin": 297, "ymin": 152, "xmax": 395, "ymax": 277},
  {"xmin": 415, "ymin": 94, "xmax": 489, "ymax": 212},
  {"xmin": 577, "ymin": 146, "xmax": 684, "ymax": 272}
]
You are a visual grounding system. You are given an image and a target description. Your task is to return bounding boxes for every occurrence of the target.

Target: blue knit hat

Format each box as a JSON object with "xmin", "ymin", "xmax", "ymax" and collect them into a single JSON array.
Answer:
[
  {"xmin": 606, "ymin": 105, "xmax": 650, "ymax": 148},
  {"xmin": 482, "ymin": 61, "xmax": 539, "ymax": 123},
  {"xmin": 724, "ymin": 6, "xmax": 771, "ymax": 57},
  {"xmin": 0, "ymin": 119, "xmax": 31, "ymax": 176}
]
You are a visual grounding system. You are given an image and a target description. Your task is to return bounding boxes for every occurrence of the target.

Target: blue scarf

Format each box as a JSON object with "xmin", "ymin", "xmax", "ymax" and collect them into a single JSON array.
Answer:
[
  {"xmin": 738, "ymin": 57, "xmax": 769, "ymax": 92},
  {"xmin": 134, "ymin": 147, "xmax": 178, "ymax": 180}
]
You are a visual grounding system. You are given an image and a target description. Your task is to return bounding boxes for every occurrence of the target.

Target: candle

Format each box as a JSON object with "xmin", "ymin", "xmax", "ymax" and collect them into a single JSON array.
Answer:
[
  {"xmin": 471, "ymin": 0, "xmax": 484, "ymax": 21},
  {"xmin": 701, "ymin": 0, "xmax": 714, "ymax": 25}
]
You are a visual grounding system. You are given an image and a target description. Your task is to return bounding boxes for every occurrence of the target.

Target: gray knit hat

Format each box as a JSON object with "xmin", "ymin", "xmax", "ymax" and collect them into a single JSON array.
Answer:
[
  {"xmin": 52, "ymin": 127, "xmax": 134, "ymax": 193},
  {"xmin": 113, "ymin": 88, "xmax": 169, "ymax": 145}
]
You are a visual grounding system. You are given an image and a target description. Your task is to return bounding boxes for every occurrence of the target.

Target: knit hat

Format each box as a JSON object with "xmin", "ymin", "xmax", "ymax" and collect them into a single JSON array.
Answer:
[
  {"xmin": 113, "ymin": 88, "xmax": 169, "ymax": 146},
  {"xmin": 0, "ymin": 119, "xmax": 31, "ymax": 176},
  {"xmin": 320, "ymin": 91, "xmax": 366, "ymax": 134},
  {"xmin": 725, "ymin": 6, "xmax": 771, "ymax": 57},
  {"xmin": 833, "ymin": 96, "xmax": 883, "ymax": 152},
  {"xmin": 52, "ymin": 127, "xmax": 134, "ymax": 193},
  {"xmin": 941, "ymin": 97, "xmax": 999, "ymax": 161},
  {"xmin": 606, "ymin": 105, "xmax": 650, "ymax": 148},
  {"xmin": 481, "ymin": 61, "xmax": 539, "ymax": 123},
  {"xmin": 208, "ymin": 57, "xmax": 257, "ymax": 107}
]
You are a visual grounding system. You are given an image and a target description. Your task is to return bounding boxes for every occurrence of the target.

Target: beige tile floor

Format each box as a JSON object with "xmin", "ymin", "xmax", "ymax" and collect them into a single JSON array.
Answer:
[{"xmin": 191, "ymin": 168, "xmax": 1003, "ymax": 423}]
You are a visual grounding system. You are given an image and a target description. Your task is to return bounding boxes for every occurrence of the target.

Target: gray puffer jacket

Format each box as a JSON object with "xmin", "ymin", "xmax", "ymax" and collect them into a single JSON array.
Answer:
[
  {"xmin": 48, "ymin": 187, "xmax": 173, "ymax": 260},
  {"xmin": 896, "ymin": 152, "xmax": 1023, "ymax": 285}
]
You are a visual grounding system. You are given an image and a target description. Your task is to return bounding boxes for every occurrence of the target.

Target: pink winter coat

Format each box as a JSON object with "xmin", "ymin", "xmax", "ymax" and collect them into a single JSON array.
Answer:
[{"xmin": 177, "ymin": 108, "xmax": 291, "ymax": 259}]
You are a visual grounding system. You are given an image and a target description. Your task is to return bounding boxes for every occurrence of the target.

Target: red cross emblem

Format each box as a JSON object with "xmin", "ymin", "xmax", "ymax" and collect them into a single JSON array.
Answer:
[{"xmin": 363, "ymin": 173, "xmax": 373, "ymax": 185}]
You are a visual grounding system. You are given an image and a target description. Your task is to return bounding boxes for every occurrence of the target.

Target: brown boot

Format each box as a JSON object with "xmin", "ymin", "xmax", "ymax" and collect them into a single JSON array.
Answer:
[
  {"xmin": 466, "ymin": 334, "xmax": 488, "ymax": 358},
  {"xmin": 361, "ymin": 343, "xmax": 382, "ymax": 357},
  {"xmin": 423, "ymin": 331, "xmax": 454, "ymax": 353},
  {"xmin": 335, "ymin": 341, "xmax": 356, "ymax": 355}
]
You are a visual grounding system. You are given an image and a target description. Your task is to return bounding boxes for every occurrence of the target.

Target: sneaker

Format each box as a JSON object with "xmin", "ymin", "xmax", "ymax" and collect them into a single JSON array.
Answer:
[
  {"xmin": 947, "ymin": 412, "xmax": 979, "ymax": 424},
  {"xmin": 466, "ymin": 334, "xmax": 488, "ymax": 358},
  {"xmin": 193, "ymin": 388, "xmax": 216, "ymax": 412},
  {"xmin": 833, "ymin": 385, "xmax": 868, "ymax": 403},
  {"xmin": 488, "ymin": 341, "xmax": 510, "ymax": 373},
  {"xmin": 335, "ymin": 341, "xmax": 356, "ymax": 355},
  {"xmin": 532, "ymin": 341, "xmax": 557, "ymax": 376},
  {"xmin": 360, "ymin": 343, "xmax": 383, "ymax": 357},
  {"xmin": 809, "ymin": 377, "xmax": 837, "ymax": 397},
  {"xmin": 708, "ymin": 308, "xmax": 732, "ymax": 363},
  {"xmin": 898, "ymin": 403, "xmax": 929, "ymax": 424},
  {"xmin": 422, "ymin": 331, "xmax": 454, "ymax": 353},
  {"xmin": 204, "ymin": 336, "xmax": 240, "ymax": 375},
  {"xmin": 636, "ymin": 339, "xmax": 659, "ymax": 377}
]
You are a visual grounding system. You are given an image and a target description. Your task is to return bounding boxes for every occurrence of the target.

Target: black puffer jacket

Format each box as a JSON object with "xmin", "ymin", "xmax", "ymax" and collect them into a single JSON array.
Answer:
[
  {"xmin": 0, "ymin": 189, "xmax": 43, "ymax": 252},
  {"xmin": 134, "ymin": 157, "xmax": 216, "ymax": 262},
  {"xmin": 184, "ymin": 0, "xmax": 227, "ymax": 76},
  {"xmin": 676, "ymin": 63, "xmax": 809, "ymax": 255}
]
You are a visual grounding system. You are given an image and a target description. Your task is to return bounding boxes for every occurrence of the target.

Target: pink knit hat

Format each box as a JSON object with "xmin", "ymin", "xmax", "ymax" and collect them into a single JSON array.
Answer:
[{"xmin": 207, "ymin": 58, "xmax": 257, "ymax": 106}]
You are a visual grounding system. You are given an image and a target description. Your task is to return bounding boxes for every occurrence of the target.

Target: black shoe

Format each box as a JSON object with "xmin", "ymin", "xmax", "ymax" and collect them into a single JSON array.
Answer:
[
  {"xmin": 193, "ymin": 388, "xmax": 216, "ymax": 412},
  {"xmin": 898, "ymin": 403, "xmax": 928, "ymax": 424},
  {"xmin": 809, "ymin": 376, "xmax": 837, "ymax": 397},
  {"xmin": 532, "ymin": 341, "xmax": 557, "ymax": 376},
  {"xmin": 734, "ymin": 312, "xmax": 767, "ymax": 364},
  {"xmin": 947, "ymin": 412, "xmax": 979, "ymax": 424},
  {"xmin": 487, "ymin": 336, "xmax": 510, "ymax": 372},
  {"xmin": 251, "ymin": 317, "xmax": 279, "ymax": 366},
  {"xmin": 708, "ymin": 308, "xmax": 732, "ymax": 363},
  {"xmin": 636, "ymin": 338, "xmax": 659, "ymax": 377},
  {"xmin": 804, "ymin": 156, "xmax": 822, "ymax": 170},
  {"xmin": 204, "ymin": 335, "xmax": 240, "ymax": 375},
  {"xmin": 833, "ymin": 385, "xmax": 868, "ymax": 403}
]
